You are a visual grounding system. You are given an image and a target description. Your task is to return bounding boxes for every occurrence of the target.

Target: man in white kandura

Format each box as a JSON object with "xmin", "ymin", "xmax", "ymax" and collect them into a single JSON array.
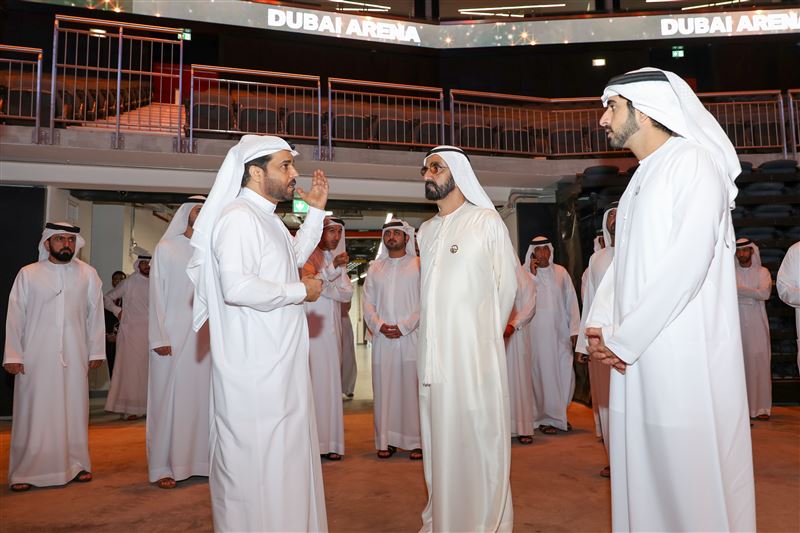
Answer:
[
  {"xmin": 363, "ymin": 219, "xmax": 422, "ymax": 460},
  {"xmin": 418, "ymin": 146, "xmax": 518, "ymax": 532},
  {"xmin": 303, "ymin": 216, "xmax": 353, "ymax": 461},
  {"xmin": 735, "ymin": 237, "xmax": 773, "ymax": 420},
  {"xmin": 105, "ymin": 253, "xmax": 151, "ymax": 420},
  {"xmin": 4, "ymin": 222, "xmax": 105, "ymax": 492},
  {"xmin": 777, "ymin": 241, "xmax": 800, "ymax": 372},
  {"xmin": 576, "ymin": 206, "xmax": 616, "ymax": 477},
  {"xmin": 187, "ymin": 135, "xmax": 328, "ymax": 532},
  {"xmin": 525, "ymin": 236, "xmax": 580, "ymax": 435},
  {"xmin": 504, "ymin": 264, "xmax": 537, "ymax": 445},
  {"xmin": 147, "ymin": 196, "xmax": 211, "ymax": 490},
  {"xmin": 586, "ymin": 68, "xmax": 756, "ymax": 531},
  {"xmin": 341, "ymin": 300, "xmax": 357, "ymax": 399}
]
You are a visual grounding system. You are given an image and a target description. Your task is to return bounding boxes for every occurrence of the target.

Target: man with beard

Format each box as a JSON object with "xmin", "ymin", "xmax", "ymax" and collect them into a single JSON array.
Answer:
[
  {"xmin": 524, "ymin": 236, "xmax": 580, "ymax": 435},
  {"xmin": 735, "ymin": 238, "xmax": 772, "ymax": 420},
  {"xmin": 187, "ymin": 135, "xmax": 328, "ymax": 532},
  {"xmin": 417, "ymin": 146, "xmax": 518, "ymax": 532},
  {"xmin": 576, "ymin": 206, "xmax": 616, "ymax": 477},
  {"xmin": 303, "ymin": 217, "xmax": 353, "ymax": 461},
  {"xmin": 147, "ymin": 196, "xmax": 211, "ymax": 489},
  {"xmin": 4, "ymin": 222, "xmax": 106, "ymax": 491},
  {"xmin": 585, "ymin": 68, "xmax": 755, "ymax": 531},
  {"xmin": 104, "ymin": 253, "xmax": 151, "ymax": 420},
  {"xmin": 363, "ymin": 219, "xmax": 422, "ymax": 459}
]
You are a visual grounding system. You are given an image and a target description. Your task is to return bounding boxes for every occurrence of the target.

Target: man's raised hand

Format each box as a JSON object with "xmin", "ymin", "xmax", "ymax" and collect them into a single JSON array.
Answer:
[{"xmin": 296, "ymin": 169, "xmax": 329, "ymax": 210}]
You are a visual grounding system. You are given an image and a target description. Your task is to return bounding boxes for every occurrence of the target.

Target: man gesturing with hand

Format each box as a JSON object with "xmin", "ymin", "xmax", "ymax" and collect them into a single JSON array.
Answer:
[{"xmin": 186, "ymin": 135, "xmax": 330, "ymax": 532}]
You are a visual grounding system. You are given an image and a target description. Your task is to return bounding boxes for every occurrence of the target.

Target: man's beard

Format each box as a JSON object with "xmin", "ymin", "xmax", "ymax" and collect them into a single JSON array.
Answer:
[
  {"xmin": 266, "ymin": 178, "xmax": 295, "ymax": 202},
  {"xmin": 608, "ymin": 113, "xmax": 639, "ymax": 149},
  {"xmin": 425, "ymin": 175, "xmax": 456, "ymax": 201},
  {"xmin": 50, "ymin": 249, "xmax": 74, "ymax": 262},
  {"xmin": 385, "ymin": 239, "xmax": 405, "ymax": 251}
]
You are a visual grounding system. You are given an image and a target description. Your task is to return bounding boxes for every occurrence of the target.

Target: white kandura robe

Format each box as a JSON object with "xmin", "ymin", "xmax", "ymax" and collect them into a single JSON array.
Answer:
[
  {"xmin": 305, "ymin": 248, "xmax": 353, "ymax": 455},
  {"xmin": 147, "ymin": 234, "xmax": 211, "ymax": 482},
  {"xmin": 341, "ymin": 302, "xmax": 357, "ymax": 396},
  {"xmin": 505, "ymin": 268, "xmax": 537, "ymax": 438},
  {"xmin": 104, "ymin": 271, "xmax": 150, "ymax": 416},
  {"xmin": 777, "ymin": 241, "xmax": 800, "ymax": 371},
  {"xmin": 4, "ymin": 259, "xmax": 106, "ymax": 486},
  {"xmin": 736, "ymin": 262, "xmax": 772, "ymax": 418},
  {"xmin": 363, "ymin": 254, "xmax": 422, "ymax": 451},
  {"xmin": 529, "ymin": 263, "xmax": 580, "ymax": 432},
  {"xmin": 576, "ymin": 246, "xmax": 613, "ymax": 450},
  {"xmin": 418, "ymin": 202, "xmax": 518, "ymax": 533},
  {"xmin": 205, "ymin": 188, "xmax": 327, "ymax": 532},
  {"xmin": 587, "ymin": 137, "xmax": 756, "ymax": 532}
]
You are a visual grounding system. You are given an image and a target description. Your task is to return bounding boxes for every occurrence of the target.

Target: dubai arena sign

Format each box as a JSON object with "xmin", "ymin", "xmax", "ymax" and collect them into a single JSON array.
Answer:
[{"xmin": 125, "ymin": 2, "xmax": 800, "ymax": 48}]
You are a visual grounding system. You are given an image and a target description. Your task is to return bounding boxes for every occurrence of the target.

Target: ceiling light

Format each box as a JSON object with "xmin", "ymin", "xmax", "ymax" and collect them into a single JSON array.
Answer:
[
  {"xmin": 330, "ymin": 0, "xmax": 392, "ymax": 10},
  {"xmin": 592, "ymin": 58, "xmax": 606, "ymax": 67}
]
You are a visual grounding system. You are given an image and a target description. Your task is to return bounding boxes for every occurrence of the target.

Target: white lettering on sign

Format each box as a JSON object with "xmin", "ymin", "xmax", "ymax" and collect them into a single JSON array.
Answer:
[
  {"xmin": 661, "ymin": 12, "xmax": 798, "ymax": 37},
  {"xmin": 266, "ymin": 8, "xmax": 421, "ymax": 44}
]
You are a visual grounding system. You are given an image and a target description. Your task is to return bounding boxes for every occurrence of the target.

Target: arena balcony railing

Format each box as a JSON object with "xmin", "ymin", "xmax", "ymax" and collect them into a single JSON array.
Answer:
[
  {"xmin": 0, "ymin": 45, "xmax": 44, "ymax": 143},
  {"xmin": 327, "ymin": 77, "xmax": 446, "ymax": 155},
  {"xmin": 788, "ymin": 90, "xmax": 800, "ymax": 158},
  {"xmin": 49, "ymin": 14, "xmax": 185, "ymax": 149},
  {"xmin": 188, "ymin": 65, "xmax": 322, "ymax": 156}
]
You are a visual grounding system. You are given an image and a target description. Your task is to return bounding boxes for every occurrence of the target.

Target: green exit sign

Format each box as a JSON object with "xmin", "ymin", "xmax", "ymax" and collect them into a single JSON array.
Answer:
[
  {"xmin": 293, "ymin": 198, "xmax": 309, "ymax": 214},
  {"xmin": 181, "ymin": 29, "xmax": 192, "ymax": 41}
]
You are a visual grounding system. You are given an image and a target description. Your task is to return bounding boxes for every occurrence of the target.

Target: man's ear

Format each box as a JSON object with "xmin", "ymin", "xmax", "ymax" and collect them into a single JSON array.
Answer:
[
  {"xmin": 44, "ymin": 238, "xmax": 52, "ymax": 252},
  {"xmin": 403, "ymin": 234, "xmax": 410, "ymax": 244},
  {"xmin": 247, "ymin": 163, "xmax": 265, "ymax": 183}
]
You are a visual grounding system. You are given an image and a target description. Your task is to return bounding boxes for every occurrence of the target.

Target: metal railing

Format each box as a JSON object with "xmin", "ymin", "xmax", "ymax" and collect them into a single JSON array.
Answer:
[
  {"xmin": 699, "ymin": 91, "xmax": 788, "ymax": 157},
  {"xmin": 51, "ymin": 15, "xmax": 184, "ymax": 148},
  {"xmin": 328, "ymin": 78, "xmax": 445, "ymax": 154},
  {"xmin": 189, "ymin": 65, "xmax": 322, "ymax": 154},
  {"xmin": 0, "ymin": 45, "xmax": 43, "ymax": 142},
  {"xmin": 451, "ymin": 89, "xmax": 623, "ymax": 157},
  {"xmin": 789, "ymin": 90, "xmax": 799, "ymax": 158}
]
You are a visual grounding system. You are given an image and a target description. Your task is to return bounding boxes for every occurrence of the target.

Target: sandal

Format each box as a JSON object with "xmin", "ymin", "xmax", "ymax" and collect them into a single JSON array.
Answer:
[
  {"xmin": 757, "ymin": 414, "xmax": 770, "ymax": 421},
  {"xmin": 10, "ymin": 483, "xmax": 31, "ymax": 492},
  {"xmin": 377, "ymin": 449, "xmax": 394, "ymax": 459},
  {"xmin": 157, "ymin": 477, "xmax": 177, "ymax": 489},
  {"xmin": 409, "ymin": 449, "xmax": 423, "ymax": 460},
  {"xmin": 323, "ymin": 452, "xmax": 343, "ymax": 461},
  {"xmin": 538, "ymin": 425, "xmax": 557, "ymax": 435},
  {"xmin": 74, "ymin": 470, "xmax": 92, "ymax": 483},
  {"xmin": 517, "ymin": 435, "xmax": 533, "ymax": 445},
  {"xmin": 600, "ymin": 465, "xmax": 611, "ymax": 478},
  {"xmin": 125, "ymin": 414, "xmax": 140, "ymax": 421}
]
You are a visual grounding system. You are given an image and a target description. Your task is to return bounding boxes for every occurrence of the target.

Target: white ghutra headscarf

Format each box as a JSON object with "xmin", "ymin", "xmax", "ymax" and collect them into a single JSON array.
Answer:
[
  {"xmin": 376, "ymin": 219, "xmax": 416, "ymax": 260},
  {"xmin": 424, "ymin": 146, "xmax": 495, "ymax": 210},
  {"xmin": 602, "ymin": 67, "xmax": 740, "ymax": 208},
  {"xmin": 38, "ymin": 222, "xmax": 85, "ymax": 262}
]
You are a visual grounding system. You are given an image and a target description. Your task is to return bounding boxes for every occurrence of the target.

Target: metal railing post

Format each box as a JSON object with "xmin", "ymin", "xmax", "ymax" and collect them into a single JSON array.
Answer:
[
  {"xmin": 786, "ymin": 92, "xmax": 797, "ymax": 159},
  {"xmin": 49, "ymin": 20, "xmax": 59, "ymax": 144},
  {"xmin": 328, "ymin": 79, "xmax": 333, "ymax": 159},
  {"xmin": 448, "ymin": 89, "xmax": 456, "ymax": 147},
  {"xmin": 177, "ymin": 34, "xmax": 184, "ymax": 152},
  {"xmin": 317, "ymin": 80, "xmax": 322, "ymax": 159},
  {"xmin": 114, "ymin": 27, "xmax": 124, "ymax": 149},
  {"xmin": 777, "ymin": 94, "xmax": 788, "ymax": 159},
  {"xmin": 34, "ymin": 51, "xmax": 42, "ymax": 143},
  {"xmin": 188, "ymin": 66, "xmax": 195, "ymax": 152},
  {"xmin": 439, "ymin": 91, "xmax": 445, "ymax": 144}
]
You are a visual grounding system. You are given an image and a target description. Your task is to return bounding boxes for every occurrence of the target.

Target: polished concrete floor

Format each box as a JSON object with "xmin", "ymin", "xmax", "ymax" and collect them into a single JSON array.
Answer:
[{"xmin": 1, "ymin": 345, "xmax": 798, "ymax": 532}]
